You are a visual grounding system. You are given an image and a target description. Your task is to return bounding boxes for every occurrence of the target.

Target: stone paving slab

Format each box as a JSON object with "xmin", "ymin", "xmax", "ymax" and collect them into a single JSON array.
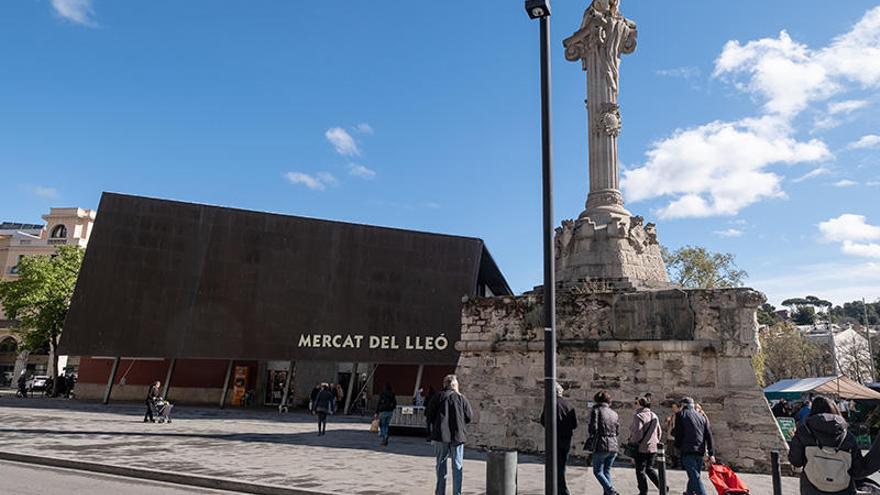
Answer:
[{"xmin": 0, "ymin": 398, "xmax": 801, "ymax": 494}]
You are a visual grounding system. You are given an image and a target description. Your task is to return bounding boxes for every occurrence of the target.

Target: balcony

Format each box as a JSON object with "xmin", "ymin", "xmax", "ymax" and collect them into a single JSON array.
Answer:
[{"xmin": 47, "ymin": 238, "xmax": 68, "ymax": 246}]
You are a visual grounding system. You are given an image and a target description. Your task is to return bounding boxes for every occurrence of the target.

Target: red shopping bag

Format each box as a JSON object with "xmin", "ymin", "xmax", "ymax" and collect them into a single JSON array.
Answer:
[{"xmin": 708, "ymin": 463, "xmax": 750, "ymax": 495}]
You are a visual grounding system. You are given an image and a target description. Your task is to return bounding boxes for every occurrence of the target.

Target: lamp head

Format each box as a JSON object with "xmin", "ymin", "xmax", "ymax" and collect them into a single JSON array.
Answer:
[{"xmin": 525, "ymin": 0, "xmax": 551, "ymax": 19}]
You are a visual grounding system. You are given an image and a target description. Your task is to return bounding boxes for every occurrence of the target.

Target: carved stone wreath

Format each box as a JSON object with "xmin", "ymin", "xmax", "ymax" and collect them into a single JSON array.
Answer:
[{"xmin": 594, "ymin": 103, "xmax": 622, "ymax": 137}]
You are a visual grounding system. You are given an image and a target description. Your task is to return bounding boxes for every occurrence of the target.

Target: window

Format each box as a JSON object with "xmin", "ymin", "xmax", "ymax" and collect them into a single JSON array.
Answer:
[
  {"xmin": 10, "ymin": 255, "xmax": 24, "ymax": 274},
  {"xmin": 0, "ymin": 337, "xmax": 17, "ymax": 353},
  {"xmin": 50, "ymin": 224, "xmax": 67, "ymax": 239}
]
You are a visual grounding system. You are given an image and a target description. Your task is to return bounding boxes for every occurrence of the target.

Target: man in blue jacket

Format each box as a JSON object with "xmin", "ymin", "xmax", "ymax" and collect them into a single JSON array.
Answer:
[{"xmin": 672, "ymin": 397, "xmax": 715, "ymax": 495}]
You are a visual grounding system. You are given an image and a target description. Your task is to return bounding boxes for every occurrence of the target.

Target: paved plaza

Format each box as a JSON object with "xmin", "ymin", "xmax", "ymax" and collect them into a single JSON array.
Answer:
[
  {"xmin": 0, "ymin": 460, "xmax": 238, "ymax": 495},
  {"xmin": 0, "ymin": 397, "xmax": 801, "ymax": 494}
]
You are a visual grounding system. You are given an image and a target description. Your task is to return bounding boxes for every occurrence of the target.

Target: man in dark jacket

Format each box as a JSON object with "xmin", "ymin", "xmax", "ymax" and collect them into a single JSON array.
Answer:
[
  {"xmin": 672, "ymin": 397, "xmax": 714, "ymax": 495},
  {"xmin": 144, "ymin": 380, "xmax": 161, "ymax": 423},
  {"xmin": 541, "ymin": 383, "xmax": 578, "ymax": 495},
  {"xmin": 425, "ymin": 374, "xmax": 473, "ymax": 495},
  {"xmin": 376, "ymin": 383, "xmax": 397, "ymax": 446}
]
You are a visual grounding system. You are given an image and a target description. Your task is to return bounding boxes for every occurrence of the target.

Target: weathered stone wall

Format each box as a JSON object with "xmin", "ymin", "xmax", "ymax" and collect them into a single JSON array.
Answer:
[{"xmin": 454, "ymin": 288, "xmax": 787, "ymax": 473}]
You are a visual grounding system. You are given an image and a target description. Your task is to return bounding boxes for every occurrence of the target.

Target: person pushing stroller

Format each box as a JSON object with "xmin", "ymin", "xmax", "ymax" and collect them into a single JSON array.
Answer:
[{"xmin": 144, "ymin": 380, "xmax": 173, "ymax": 424}]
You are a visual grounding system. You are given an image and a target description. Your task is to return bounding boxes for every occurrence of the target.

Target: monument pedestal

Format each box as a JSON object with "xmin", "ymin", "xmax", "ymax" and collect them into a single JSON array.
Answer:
[{"xmin": 555, "ymin": 213, "xmax": 669, "ymax": 291}]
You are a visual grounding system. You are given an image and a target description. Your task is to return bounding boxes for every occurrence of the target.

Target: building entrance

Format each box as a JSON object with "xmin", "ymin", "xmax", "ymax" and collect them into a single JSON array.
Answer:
[{"xmin": 264, "ymin": 361, "xmax": 294, "ymax": 406}]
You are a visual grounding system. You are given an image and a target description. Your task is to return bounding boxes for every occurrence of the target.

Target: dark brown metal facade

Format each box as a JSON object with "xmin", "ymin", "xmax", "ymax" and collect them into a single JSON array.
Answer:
[{"xmin": 60, "ymin": 193, "xmax": 510, "ymax": 364}]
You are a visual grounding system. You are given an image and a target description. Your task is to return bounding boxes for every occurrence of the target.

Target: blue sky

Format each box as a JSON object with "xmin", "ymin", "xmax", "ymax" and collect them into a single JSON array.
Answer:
[{"xmin": 1, "ymin": 1, "xmax": 879, "ymax": 305}]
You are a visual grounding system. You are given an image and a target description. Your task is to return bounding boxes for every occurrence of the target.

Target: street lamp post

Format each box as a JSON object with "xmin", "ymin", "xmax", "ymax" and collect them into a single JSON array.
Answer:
[{"xmin": 525, "ymin": 1, "xmax": 557, "ymax": 494}]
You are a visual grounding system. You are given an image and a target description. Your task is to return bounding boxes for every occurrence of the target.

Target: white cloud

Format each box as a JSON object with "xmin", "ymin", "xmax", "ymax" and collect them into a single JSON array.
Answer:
[
  {"xmin": 819, "ymin": 214, "xmax": 880, "ymax": 259},
  {"xmin": 847, "ymin": 134, "xmax": 880, "ymax": 150},
  {"xmin": 714, "ymin": 31, "xmax": 833, "ymax": 116},
  {"xmin": 284, "ymin": 171, "xmax": 337, "ymax": 191},
  {"xmin": 842, "ymin": 241, "xmax": 880, "ymax": 258},
  {"xmin": 347, "ymin": 164, "xmax": 376, "ymax": 179},
  {"xmin": 324, "ymin": 127, "xmax": 360, "ymax": 157},
  {"xmin": 621, "ymin": 116, "xmax": 831, "ymax": 219},
  {"xmin": 828, "ymin": 99, "xmax": 868, "ymax": 115},
  {"xmin": 714, "ymin": 7, "xmax": 880, "ymax": 117},
  {"xmin": 814, "ymin": 100, "xmax": 868, "ymax": 130},
  {"xmin": 868, "ymin": 180, "xmax": 880, "ymax": 187},
  {"xmin": 424, "ymin": 202, "xmax": 441, "ymax": 209},
  {"xmin": 354, "ymin": 123, "xmax": 374, "ymax": 135},
  {"xmin": 833, "ymin": 179, "xmax": 858, "ymax": 188},
  {"xmin": 655, "ymin": 66, "xmax": 701, "ymax": 79},
  {"xmin": 792, "ymin": 167, "xmax": 832, "ymax": 183},
  {"xmin": 30, "ymin": 186, "xmax": 59, "ymax": 199},
  {"xmin": 819, "ymin": 214, "xmax": 880, "ymax": 243},
  {"xmin": 713, "ymin": 228, "xmax": 744, "ymax": 238},
  {"xmin": 50, "ymin": 0, "xmax": 97, "ymax": 27},
  {"xmin": 315, "ymin": 172, "xmax": 338, "ymax": 187}
]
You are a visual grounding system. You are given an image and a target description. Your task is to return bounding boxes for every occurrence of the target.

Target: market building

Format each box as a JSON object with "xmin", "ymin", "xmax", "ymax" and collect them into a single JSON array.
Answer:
[
  {"xmin": 60, "ymin": 193, "xmax": 511, "ymax": 408},
  {"xmin": 0, "ymin": 208, "xmax": 97, "ymax": 387}
]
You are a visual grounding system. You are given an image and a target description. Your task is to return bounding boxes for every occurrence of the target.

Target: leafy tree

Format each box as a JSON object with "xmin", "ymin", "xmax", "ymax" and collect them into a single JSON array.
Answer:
[
  {"xmin": 758, "ymin": 303, "xmax": 782, "ymax": 326},
  {"xmin": 758, "ymin": 322, "xmax": 833, "ymax": 385},
  {"xmin": 829, "ymin": 300, "xmax": 880, "ymax": 326},
  {"xmin": 661, "ymin": 245, "xmax": 748, "ymax": 289},
  {"xmin": 0, "ymin": 245, "xmax": 84, "ymax": 395},
  {"xmin": 793, "ymin": 306, "xmax": 817, "ymax": 326},
  {"xmin": 782, "ymin": 296, "xmax": 833, "ymax": 322}
]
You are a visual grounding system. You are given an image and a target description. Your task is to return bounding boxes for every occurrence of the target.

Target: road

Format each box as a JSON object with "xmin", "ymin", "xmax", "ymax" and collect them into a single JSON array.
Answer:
[{"xmin": 0, "ymin": 460, "xmax": 243, "ymax": 495}]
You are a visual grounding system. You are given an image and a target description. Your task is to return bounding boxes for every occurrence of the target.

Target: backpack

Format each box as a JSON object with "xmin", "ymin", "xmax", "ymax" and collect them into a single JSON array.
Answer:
[{"xmin": 802, "ymin": 423, "xmax": 852, "ymax": 493}]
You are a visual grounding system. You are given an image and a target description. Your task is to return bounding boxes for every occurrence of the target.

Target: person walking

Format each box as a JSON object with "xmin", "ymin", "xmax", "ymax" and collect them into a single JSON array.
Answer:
[
  {"xmin": 665, "ymin": 402, "xmax": 681, "ymax": 468},
  {"xmin": 586, "ymin": 390, "xmax": 620, "ymax": 495},
  {"xmin": 426, "ymin": 374, "xmax": 473, "ymax": 495},
  {"xmin": 144, "ymin": 380, "xmax": 160, "ymax": 423},
  {"xmin": 16, "ymin": 370, "xmax": 28, "ymax": 398},
  {"xmin": 309, "ymin": 383, "xmax": 321, "ymax": 414},
  {"xmin": 425, "ymin": 385, "xmax": 437, "ymax": 442},
  {"xmin": 672, "ymin": 397, "xmax": 715, "ymax": 495},
  {"xmin": 314, "ymin": 383, "xmax": 335, "ymax": 436},
  {"xmin": 798, "ymin": 399, "xmax": 813, "ymax": 423},
  {"xmin": 789, "ymin": 395, "xmax": 872, "ymax": 495},
  {"xmin": 628, "ymin": 397, "xmax": 662, "ymax": 495},
  {"xmin": 541, "ymin": 383, "xmax": 578, "ymax": 495},
  {"xmin": 376, "ymin": 383, "xmax": 397, "ymax": 446}
]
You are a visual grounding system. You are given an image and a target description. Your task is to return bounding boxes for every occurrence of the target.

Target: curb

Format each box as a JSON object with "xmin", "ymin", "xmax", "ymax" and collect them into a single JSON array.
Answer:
[{"xmin": 0, "ymin": 451, "xmax": 334, "ymax": 495}]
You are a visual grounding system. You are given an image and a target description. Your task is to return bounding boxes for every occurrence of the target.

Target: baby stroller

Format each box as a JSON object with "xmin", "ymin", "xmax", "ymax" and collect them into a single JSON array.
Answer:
[
  {"xmin": 154, "ymin": 398, "xmax": 173, "ymax": 423},
  {"xmin": 708, "ymin": 463, "xmax": 750, "ymax": 495}
]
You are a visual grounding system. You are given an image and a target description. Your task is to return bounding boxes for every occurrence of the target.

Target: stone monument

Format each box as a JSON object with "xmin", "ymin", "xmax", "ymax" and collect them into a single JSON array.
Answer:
[
  {"xmin": 451, "ymin": 0, "xmax": 788, "ymax": 474},
  {"xmin": 556, "ymin": 0, "xmax": 667, "ymax": 290}
]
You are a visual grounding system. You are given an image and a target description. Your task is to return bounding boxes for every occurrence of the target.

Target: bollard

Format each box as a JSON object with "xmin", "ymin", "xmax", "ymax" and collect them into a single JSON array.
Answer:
[
  {"xmin": 771, "ymin": 450, "xmax": 783, "ymax": 495},
  {"xmin": 486, "ymin": 450, "xmax": 517, "ymax": 495},
  {"xmin": 657, "ymin": 443, "xmax": 667, "ymax": 495}
]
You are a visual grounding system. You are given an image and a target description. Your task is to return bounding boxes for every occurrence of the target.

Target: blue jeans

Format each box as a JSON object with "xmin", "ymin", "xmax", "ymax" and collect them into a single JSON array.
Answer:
[
  {"xmin": 378, "ymin": 411, "xmax": 393, "ymax": 439},
  {"xmin": 592, "ymin": 451, "xmax": 617, "ymax": 495},
  {"xmin": 681, "ymin": 454, "xmax": 708, "ymax": 495},
  {"xmin": 434, "ymin": 441, "xmax": 464, "ymax": 495}
]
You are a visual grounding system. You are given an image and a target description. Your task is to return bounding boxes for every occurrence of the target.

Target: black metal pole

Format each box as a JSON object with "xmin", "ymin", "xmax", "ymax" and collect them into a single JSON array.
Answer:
[
  {"xmin": 539, "ymin": 13, "xmax": 558, "ymax": 495},
  {"xmin": 657, "ymin": 443, "xmax": 667, "ymax": 495},
  {"xmin": 771, "ymin": 450, "xmax": 783, "ymax": 495}
]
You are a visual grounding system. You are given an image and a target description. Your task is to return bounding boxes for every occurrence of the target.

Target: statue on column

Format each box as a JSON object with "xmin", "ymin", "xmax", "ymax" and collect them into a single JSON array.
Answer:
[{"xmin": 568, "ymin": 0, "xmax": 637, "ymax": 98}]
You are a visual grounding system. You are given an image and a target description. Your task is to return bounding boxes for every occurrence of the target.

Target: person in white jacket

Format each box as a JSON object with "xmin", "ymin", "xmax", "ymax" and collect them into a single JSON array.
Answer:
[{"xmin": 628, "ymin": 397, "xmax": 662, "ymax": 495}]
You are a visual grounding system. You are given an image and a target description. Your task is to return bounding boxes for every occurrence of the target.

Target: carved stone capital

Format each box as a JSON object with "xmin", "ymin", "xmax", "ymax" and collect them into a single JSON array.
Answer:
[{"xmin": 585, "ymin": 189, "xmax": 624, "ymax": 211}]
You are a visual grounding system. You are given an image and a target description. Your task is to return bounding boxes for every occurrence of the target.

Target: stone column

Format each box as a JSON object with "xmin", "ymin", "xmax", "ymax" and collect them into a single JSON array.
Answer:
[{"xmin": 564, "ymin": 1, "xmax": 637, "ymax": 226}]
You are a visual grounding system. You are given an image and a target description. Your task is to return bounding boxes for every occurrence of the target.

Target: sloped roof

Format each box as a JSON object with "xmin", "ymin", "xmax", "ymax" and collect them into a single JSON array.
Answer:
[
  {"xmin": 60, "ymin": 193, "xmax": 511, "ymax": 364},
  {"xmin": 765, "ymin": 376, "xmax": 880, "ymax": 400}
]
